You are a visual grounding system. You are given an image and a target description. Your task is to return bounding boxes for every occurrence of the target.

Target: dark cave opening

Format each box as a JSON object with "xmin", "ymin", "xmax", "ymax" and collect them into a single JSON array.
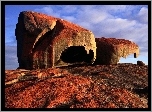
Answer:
[{"xmin": 60, "ymin": 46, "xmax": 94, "ymax": 63}]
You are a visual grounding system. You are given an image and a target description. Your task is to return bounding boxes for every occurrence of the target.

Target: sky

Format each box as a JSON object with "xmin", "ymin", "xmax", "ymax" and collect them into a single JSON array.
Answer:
[{"xmin": 5, "ymin": 5, "xmax": 148, "ymax": 70}]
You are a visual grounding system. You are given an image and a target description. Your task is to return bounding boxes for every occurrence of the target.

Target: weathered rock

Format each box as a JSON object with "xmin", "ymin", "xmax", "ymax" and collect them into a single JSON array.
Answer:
[
  {"xmin": 137, "ymin": 61, "xmax": 145, "ymax": 66},
  {"xmin": 95, "ymin": 37, "xmax": 139, "ymax": 64},
  {"xmin": 15, "ymin": 11, "xmax": 96, "ymax": 70},
  {"xmin": 5, "ymin": 64, "xmax": 148, "ymax": 108}
]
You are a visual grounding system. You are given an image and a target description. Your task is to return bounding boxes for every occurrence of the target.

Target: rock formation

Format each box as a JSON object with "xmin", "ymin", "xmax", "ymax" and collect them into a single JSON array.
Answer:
[
  {"xmin": 137, "ymin": 61, "xmax": 145, "ymax": 66},
  {"xmin": 15, "ymin": 11, "xmax": 140, "ymax": 69},
  {"xmin": 15, "ymin": 11, "xmax": 96, "ymax": 70},
  {"xmin": 95, "ymin": 37, "xmax": 139, "ymax": 64},
  {"xmin": 5, "ymin": 64, "xmax": 148, "ymax": 108}
]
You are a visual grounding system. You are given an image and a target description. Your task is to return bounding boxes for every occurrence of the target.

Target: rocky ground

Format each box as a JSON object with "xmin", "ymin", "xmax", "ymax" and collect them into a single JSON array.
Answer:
[{"xmin": 5, "ymin": 63, "xmax": 148, "ymax": 108}]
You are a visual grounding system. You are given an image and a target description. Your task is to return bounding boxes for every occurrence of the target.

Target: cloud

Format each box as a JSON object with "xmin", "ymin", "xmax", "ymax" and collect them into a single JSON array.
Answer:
[
  {"xmin": 5, "ymin": 23, "xmax": 17, "ymax": 46},
  {"xmin": 137, "ymin": 7, "xmax": 148, "ymax": 23},
  {"xmin": 34, "ymin": 5, "xmax": 79, "ymax": 21},
  {"xmin": 92, "ymin": 18, "xmax": 137, "ymax": 37},
  {"xmin": 35, "ymin": 6, "xmax": 61, "ymax": 18},
  {"xmin": 61, "ymin": 16, "xmax": 76, "ymax": 22},
  {"xmin": 59, "ymin": 5, "xmax": 78, "ymax": 14},
  {"xmin": 5, "ymin": 35, "xmax": 17, "ymax": 46},
  {"xmin": 5, "ymin": 46, "xmax": 18, "ymax": 70}
]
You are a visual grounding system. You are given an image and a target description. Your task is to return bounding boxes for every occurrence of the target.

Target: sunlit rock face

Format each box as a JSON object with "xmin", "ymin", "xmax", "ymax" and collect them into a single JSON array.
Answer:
[
  {"xmin": 15, "ymin": 11, "xmax": 96, "ymax": 69},
  {"xmin": 15, "ymin": 11, "xmax": 140, "ymax": 70},
  {"xmin": 95, "ymin": 37, "xmax": 139, "ymax": 65}
]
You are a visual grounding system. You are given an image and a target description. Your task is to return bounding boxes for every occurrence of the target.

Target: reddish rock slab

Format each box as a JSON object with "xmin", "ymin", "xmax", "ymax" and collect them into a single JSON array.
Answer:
[
  {"xmin": 5, "ymin": 64, "xmax": 148, "ymax": 108},
  {"xmin": 95, "ymin": 37, "xmax": 139, "ymax": 64},
  {"xmin": 15, "ymin": 11, "xmax": 96, "ymax": 70}
]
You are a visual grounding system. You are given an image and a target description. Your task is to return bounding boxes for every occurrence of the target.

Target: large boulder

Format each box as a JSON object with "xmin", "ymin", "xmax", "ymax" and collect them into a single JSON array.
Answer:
[
  {"xmin": 15, "ymin": 11, "xmax": 96, "ymax": 69},
  {"xmin": 95, "ymin": 37, "xmax": 139, "ymax": 64}
]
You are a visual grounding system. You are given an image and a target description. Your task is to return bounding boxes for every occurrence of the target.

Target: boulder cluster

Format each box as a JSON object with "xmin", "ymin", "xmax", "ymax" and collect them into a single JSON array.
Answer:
[{"xmin": 15, "ymin": 11, "xmax": 140, "ymax": 70}]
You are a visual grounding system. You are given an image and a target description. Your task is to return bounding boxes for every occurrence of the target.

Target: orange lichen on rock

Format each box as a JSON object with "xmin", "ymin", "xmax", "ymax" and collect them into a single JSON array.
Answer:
[
  {"xmin": 5, "ymin": 64, "xmax": 148, "ymax": 108},
  {"xmin": 15, "ymin": 11, "xmax": 96, "ymax": 70},
  {"xmin": 95, "ymin": 37, "xmax": 139, "ymax": 64},
  {"xmin": 15, "ymin": 11, "xmax": 141, "ymax": 69}
]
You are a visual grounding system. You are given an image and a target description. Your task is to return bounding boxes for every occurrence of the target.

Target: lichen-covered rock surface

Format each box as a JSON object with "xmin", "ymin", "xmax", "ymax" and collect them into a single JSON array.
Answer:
[
  {"xmin": 95, "ymin": 37, "xmax": 139, "ymax": 64},
  {"xmin": 5, "ymin": 63, "xmax": 148, "ymax": 108},
  {"xmin": 15, "ymin": 11, "xmax": 96, "ymax": 70}
]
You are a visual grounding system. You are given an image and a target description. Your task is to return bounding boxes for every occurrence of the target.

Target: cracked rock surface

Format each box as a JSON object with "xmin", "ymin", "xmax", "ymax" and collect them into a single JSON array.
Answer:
[{"xmin": 5, "ymin": 63, "xmax": 148, "ymax": 108}]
